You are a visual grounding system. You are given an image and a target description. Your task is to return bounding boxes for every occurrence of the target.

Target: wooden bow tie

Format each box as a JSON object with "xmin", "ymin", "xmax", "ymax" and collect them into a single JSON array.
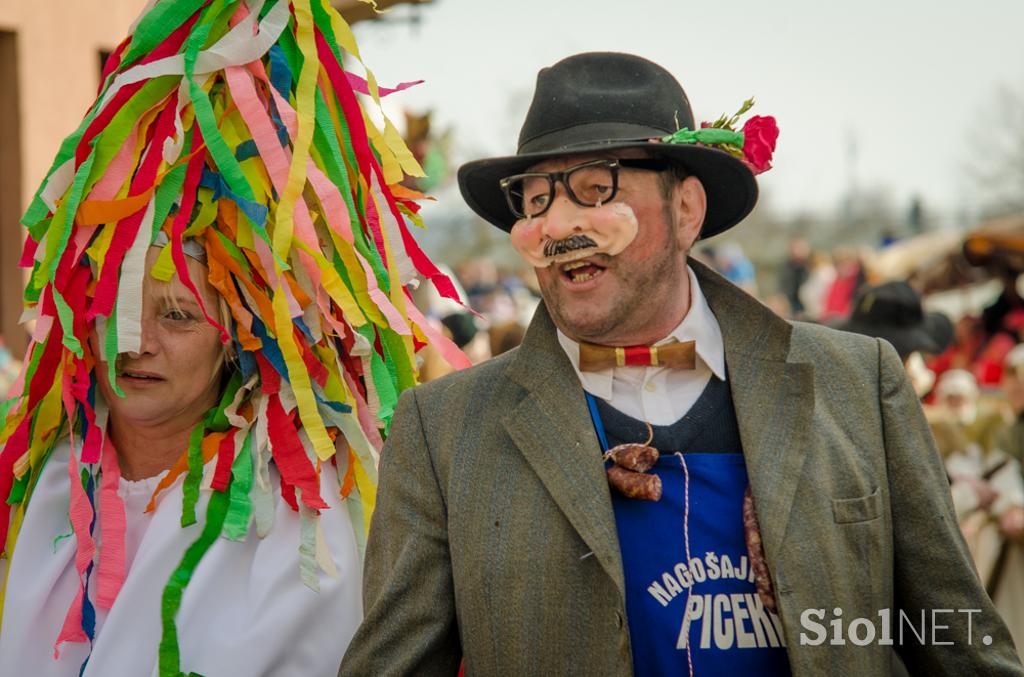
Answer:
[{"xmin": 578, "ymin": 340, "xmax": 696, "ymax": 372}]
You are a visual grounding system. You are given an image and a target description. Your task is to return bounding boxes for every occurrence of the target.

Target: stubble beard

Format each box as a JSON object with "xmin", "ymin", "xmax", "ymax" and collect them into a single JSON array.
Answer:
[{"xmin": 542, "ymin": 234, "xmax": 687, "ymax": 345}]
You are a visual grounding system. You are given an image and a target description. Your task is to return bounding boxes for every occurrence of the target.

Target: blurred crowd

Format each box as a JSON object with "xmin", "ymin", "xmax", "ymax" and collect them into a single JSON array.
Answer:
[{"xmin": 704, "ymin": 235, "xmax": 1024, "ymax": 655}]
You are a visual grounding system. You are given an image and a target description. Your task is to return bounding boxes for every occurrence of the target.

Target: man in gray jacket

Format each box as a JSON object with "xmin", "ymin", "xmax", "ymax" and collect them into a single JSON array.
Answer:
[{"xmin": 340, "ymin": 52, "xmax": 1022, "ymax": 676}]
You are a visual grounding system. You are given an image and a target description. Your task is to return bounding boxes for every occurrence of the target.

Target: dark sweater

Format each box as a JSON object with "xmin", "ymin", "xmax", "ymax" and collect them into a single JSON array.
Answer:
[{"xmin": 594, "ymin": 375, "xmax": 743, "ymax": 454}]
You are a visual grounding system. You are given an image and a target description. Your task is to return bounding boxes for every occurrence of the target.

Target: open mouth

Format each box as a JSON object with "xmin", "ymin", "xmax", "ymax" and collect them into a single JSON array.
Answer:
[{"xmin": 560, "ymin": 258, "xmax": 608, "ymax": 284}]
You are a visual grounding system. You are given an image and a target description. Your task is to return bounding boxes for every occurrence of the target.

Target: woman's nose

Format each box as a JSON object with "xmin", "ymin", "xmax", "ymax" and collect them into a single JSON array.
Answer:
[{"xmin": 133, "ymin": 318, "xmax": 160, "ymax": 356}]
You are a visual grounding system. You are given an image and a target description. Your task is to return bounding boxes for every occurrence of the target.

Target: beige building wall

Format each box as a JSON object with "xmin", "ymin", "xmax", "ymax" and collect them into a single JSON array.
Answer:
[
  {"xmin": 0, "ymin": 0, "xmax": 145, "ymax": 218},
  {"xmin": 0, "ymin": 0, "xmax": 143, "ymax": 354},
  {"xmin": 0, "ymin": 0, "xmax": 429, "ymax": 355}
]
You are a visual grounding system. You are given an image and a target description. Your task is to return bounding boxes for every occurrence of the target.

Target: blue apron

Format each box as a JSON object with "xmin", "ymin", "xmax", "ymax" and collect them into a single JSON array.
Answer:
[{"xmin": 587, "ymin": 394, "xmax": 792, "ymax": 676}]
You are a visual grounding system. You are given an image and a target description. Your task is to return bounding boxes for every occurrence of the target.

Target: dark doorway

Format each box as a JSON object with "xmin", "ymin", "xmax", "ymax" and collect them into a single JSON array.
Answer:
[{"xmin": 0, "ymin": 31, "xmax": 25, "ymax": 356}]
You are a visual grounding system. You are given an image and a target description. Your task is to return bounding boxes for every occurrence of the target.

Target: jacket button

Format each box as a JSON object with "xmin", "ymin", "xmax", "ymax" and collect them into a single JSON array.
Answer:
[{"xmin": 615, "ymin": 610, "xmax": 624, "ymax": 629}]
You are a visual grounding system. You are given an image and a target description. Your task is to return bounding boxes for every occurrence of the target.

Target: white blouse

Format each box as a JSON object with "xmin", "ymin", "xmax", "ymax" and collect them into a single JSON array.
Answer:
[{"xmin": 0, "ymin": 439, "xmax": 363, "ymax": 676}]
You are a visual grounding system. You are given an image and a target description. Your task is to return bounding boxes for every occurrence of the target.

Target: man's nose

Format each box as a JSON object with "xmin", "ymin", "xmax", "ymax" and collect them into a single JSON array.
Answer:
[{"xmin": 541, "ymin": 189, "xmax": 588, "ymax": 242}]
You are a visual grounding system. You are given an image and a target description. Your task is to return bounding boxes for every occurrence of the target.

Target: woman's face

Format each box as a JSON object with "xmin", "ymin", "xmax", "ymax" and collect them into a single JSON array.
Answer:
[{"xmin": 94, "ymin": 248, "xmax": 225, "ymax": 432}]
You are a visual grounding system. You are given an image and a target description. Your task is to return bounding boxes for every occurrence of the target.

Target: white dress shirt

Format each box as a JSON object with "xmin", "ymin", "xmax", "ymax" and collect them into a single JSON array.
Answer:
[{"xmin": 557, "ymin": 265, "xmax": 726, "ymax": 426}]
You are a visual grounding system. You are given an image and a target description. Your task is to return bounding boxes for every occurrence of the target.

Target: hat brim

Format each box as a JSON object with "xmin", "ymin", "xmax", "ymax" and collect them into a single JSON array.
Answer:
[
  {"xmin": 457, "ymin": 138, "xmax": 759, "ymax": 240},
  {"xmin": 836, "ymin": 311, "xmax": 950, "ymax": 358}
]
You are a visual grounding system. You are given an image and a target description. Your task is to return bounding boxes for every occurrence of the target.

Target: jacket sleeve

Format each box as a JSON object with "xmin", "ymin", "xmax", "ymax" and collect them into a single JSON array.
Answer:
[
  {"xmin": 879, "ymin": 339, "xmax": 1024, "ymax": 675},
  {"xmin": 339, "ymin": 388, "xmax": 460, "ymax": 677}
]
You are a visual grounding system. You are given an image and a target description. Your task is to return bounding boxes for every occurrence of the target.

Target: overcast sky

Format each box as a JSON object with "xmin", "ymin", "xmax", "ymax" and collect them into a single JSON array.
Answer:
[{"xmin": 354, "ymin": 0, "xmax": 1024, "ymax": 226}]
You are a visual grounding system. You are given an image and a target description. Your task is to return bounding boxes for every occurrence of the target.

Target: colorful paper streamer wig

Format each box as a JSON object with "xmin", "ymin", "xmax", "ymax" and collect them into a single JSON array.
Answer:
[{"xmin": 0, "ymin": 0, "xmax": 468, "ymax": 673}]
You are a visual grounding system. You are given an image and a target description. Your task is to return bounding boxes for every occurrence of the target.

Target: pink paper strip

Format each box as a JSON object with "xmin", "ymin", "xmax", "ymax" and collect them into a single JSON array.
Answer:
[
  {"xmin": 344, "ymin": 72, "xmax": 423, "ymax": 98},
  {"xmin": 53, "ymin": 451, "xmax": 97, "ymax": 656},
  {"xmin": 94, "ymin": 433, "xmax": 126, "ymax": 608},
  {"xmin": 405, "ymin": 299, "xmax": 471, "ymax": 371}
]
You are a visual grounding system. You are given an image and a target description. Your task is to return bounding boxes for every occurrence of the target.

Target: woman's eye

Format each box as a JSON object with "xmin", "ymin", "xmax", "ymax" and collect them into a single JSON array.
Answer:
[
  {"xmin": 529, "ymin": 193, "xmax": 550, "ymax": 209},
  {"xmin": 164, "ymin": 309, "xmax": 193, "ymax": 321}
]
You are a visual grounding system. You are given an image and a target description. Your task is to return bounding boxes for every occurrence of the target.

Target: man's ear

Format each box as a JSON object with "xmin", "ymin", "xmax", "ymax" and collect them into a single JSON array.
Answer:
[{"xmin": 673, "ymin": 176, "xmax": 707, "ymax": 251}]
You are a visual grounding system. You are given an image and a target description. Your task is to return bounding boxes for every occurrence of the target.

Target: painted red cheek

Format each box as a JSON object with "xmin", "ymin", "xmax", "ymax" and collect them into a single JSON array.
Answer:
[{"xmin": 510, "ymin": 218, "xmax": 550, "ymax": 267}]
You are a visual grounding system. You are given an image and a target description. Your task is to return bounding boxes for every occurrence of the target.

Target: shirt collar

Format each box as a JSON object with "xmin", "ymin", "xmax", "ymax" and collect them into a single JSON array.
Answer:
[{"xmin": 556, "ymin": 265, "xmax": 726, "ymax": 398}]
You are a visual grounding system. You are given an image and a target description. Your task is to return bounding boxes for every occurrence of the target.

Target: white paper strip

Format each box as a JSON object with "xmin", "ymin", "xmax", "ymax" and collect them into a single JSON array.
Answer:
[
  {"xmin": 96, "ymin": 0, "xmax": 286, "ymax": 115},
  {"xmin": 114, "ymin": 197, "xmax": 157, "ymax": 355}
]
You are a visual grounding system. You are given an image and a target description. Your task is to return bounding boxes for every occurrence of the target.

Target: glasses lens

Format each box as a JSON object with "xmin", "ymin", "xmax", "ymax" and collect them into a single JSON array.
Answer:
[
  {"xmin": 506, "ymin": 175, "xmax": 552, "ymax": 217},
  {"xmin": 567, "ymin": 162, "xmax": 616, "ymax": 206}
]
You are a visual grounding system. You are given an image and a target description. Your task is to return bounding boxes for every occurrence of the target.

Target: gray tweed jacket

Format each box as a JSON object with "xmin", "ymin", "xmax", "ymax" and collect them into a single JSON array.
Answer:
[{"xmin": 339, "ymin": 260, "xmax": 1023, "ymax": 676}]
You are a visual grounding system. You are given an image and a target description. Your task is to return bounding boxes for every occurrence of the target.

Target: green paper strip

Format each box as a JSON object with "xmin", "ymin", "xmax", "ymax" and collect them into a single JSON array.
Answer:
[
  {"xmin": 14, "ymin": 338, "xmax": 46, "ymax": 401},
  {"xmin": 180, "ymin": 418, "xmax": 207, "ymax": 527},
  {"xmin": 5, "ymin": 475, "xmax": 28, "ymax": 506},
  {"xmin": 222, "ymin": 431, "xmax": 253, "ymax": 541},
  {"xmin": 380, "ymin": 329, "xmax": 414, "ymax": 392},
  {"xmin": 23, "ymin": 259, "xmax": 43, "ymax": 304},
  {"xmin": 102, "ymin": 310, "xmax": 125, "ymax": 398},
  {"xmin": 158, "ymin": 489, "xmax": 229, "ymax": 677},
  {"xmin": 0, "ymin": 398, "xmax": 15, "ymax": 423},
  {"xmin": 152, "ymin": 157, "xmax": 190, "ymax": 233},
  {"xmin": 358, "ymin": 325, "xmax": 397, "ymax": 427},
  {"xmin": 208, "ymin": 373, "xmax": 242, "ymax": 433},
  {"xmin": 121, "ymin": 0, "xmax": 208, "ymax": 71},
  {"xmin": 51, "ymin": 289, "xmax": 84, "ymax": 358},
  {"xmin": 37, "ymin": 152, "xmax": 95, "ymax": 286},
  {"xmin": 309, "ymin": 0, "xmax": 342, "ymax": 64}
]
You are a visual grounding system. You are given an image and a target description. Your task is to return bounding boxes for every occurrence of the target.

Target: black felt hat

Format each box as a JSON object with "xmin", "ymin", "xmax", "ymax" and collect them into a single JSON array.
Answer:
[
  {"xmin": 837, "ymin": 281, "xmax": 953, "ymax": 359},
  {"xmin": 457, "ymin": 52, "xmax": 759, "ymax": 238}
]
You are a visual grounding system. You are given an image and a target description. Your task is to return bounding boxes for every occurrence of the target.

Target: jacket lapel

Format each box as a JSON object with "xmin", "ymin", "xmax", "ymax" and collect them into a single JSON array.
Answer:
[
  {"xmin": 503, "ymin": 305, "xmax": 626, "ymax": 596},
  {"xmin": 694, "ymin": 261, "xmax": 815, "ymax": 562}
]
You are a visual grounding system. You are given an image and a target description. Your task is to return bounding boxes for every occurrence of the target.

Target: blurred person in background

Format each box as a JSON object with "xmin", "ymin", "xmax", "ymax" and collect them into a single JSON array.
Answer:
[
  {"xmin": 441, "ymin": 312, "xmax": 491, "ymax": 365},
  {"xmin": 715, "ymin": 241, "xmax": 759, "ymax": 297},
  {"xmin": 820, "ymin": 246, "xmax": 866, "ymax": 321},
  {"xmin": 777, "ymin": 237, "xmax": 810, "ymax": 319},
  {"xmin": 836, "ymin": 280, "xmax": 953, "ymax": 398},
  {"xmin": 797, "ymin": 249, "xmax": 836, "ymax": 322},
  {"xmin": 928, "ymin": 315, "xmax": 990, "ymax": 395},
  {"xmin": 988, "ymin": 345, "xmax": 1024, "ymax": 661},
  {"xmin": 488, "ymin": 320, "xmax": 527, "ymax": 357},
  {"xmin": 929, "ymin": 369, "xmax": 1009, "ymax": 457},
  {"xmin": 927, "ymin": 370, "xmax": 1014, "ymax": 522}
]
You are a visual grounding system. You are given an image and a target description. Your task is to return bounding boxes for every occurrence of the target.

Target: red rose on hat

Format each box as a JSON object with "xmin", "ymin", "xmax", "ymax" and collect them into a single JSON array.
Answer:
[{"xmin": 741, "ymin": 115, "xmax": 779, "ymax": 175}]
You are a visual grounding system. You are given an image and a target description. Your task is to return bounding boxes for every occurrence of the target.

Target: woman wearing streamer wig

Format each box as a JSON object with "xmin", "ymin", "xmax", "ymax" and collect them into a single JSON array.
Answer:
[{"xmin": 0, "ymin": 1, "xmax": 465, "ymax": 675}]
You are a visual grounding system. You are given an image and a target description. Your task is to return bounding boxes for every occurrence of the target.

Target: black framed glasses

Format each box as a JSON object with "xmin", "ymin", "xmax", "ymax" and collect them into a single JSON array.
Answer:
[{"xmin": 499, "ymin": 158, "xmax": 670, "ymax": 219}]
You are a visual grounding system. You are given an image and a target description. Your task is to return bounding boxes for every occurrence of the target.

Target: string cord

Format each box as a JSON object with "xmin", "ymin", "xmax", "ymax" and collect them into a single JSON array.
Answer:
[
  {"xmin": 676, "ymin": 452, "xmax": 694, "ymax": 677},
  {"xmin": 585, "ymin": 391, "xmax": 694, "ymax": 675}
]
